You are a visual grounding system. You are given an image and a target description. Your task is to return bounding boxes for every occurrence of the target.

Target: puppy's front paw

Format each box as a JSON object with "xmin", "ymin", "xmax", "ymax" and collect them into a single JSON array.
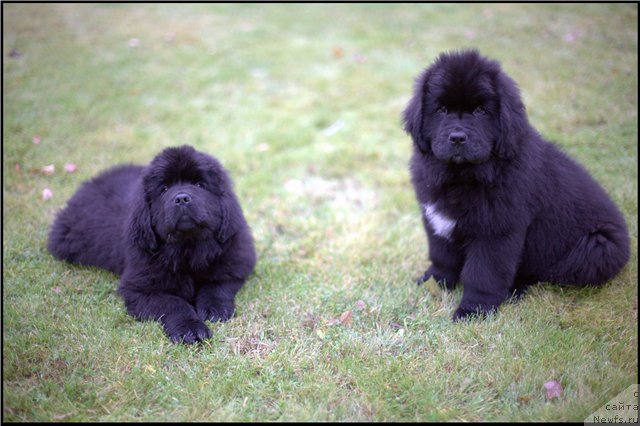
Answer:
[
  {"xmin": 167, "ymin": 319, "xmax": 211, "ymax": 344},
  {"xmin": 452, "ymin": 304, "xmax": 496, "ymax": 322},
  {"xmin": 452, "ymin": 306, "xmax": 477, "ymax": 321},
  {"xmin": 197, "ymin": 303, "xmax": 235, "ymax": 323}
]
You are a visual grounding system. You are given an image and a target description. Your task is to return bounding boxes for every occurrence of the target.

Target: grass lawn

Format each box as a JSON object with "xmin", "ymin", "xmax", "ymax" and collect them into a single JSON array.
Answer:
[{"xmin": 2, "ymin": 3, "xmax": 637, "ymax": 422}]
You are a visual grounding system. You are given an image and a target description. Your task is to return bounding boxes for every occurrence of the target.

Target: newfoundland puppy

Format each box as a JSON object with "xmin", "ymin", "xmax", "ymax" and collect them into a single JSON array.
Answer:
[
  {"xmin": 48, "ymin": 145, "xmax": 257, "ymax": 343},
  {"xmin": 403, "ymin": 50, "xmax": 629, "ymax": 321}
]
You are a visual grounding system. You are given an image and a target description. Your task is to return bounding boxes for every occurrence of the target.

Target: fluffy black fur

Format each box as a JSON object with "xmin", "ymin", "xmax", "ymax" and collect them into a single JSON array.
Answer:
[
  {"xmin": 48, "ymin": 145, "xmax": 257, "ymax": 343},
  {"xmin": 403, "ymin": 50, "xmax": 629, "ymax": 321}
]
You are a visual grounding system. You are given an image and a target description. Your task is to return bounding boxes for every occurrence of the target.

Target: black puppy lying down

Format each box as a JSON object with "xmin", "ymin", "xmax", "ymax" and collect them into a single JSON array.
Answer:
[{"xmin": 48, "ymin": 145, "xmax": 257, "ymax": 343}]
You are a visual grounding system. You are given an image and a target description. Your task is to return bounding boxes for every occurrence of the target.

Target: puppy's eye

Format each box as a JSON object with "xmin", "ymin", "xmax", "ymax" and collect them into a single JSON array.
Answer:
[
  {"xmin": 473, "ymin": 106, "xmax": 487, "ymax": 116},
  {"xmin": 195, "ymin": 182, "xmax": 204, "ymax": 188},
  {"xmin": 436, "ymin": 106, "xmax": 448, "ymax": 114},
  {"xmin": 160, "ymin": 186, "xmax": 169, "ymax": 194}
]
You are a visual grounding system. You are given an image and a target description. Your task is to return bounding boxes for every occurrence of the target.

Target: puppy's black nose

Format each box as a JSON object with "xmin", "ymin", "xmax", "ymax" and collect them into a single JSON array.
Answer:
[
  {"xmin": 174, "ymin": 193, "xmax": 191, "ymax": 205},
  {"xmin": 449, "ymin": 131, "xmax": 467, "ymax": 145}
]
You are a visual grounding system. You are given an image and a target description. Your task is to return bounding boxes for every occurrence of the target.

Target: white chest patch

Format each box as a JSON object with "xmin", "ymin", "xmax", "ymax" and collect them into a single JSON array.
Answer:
[{"xmin": 423, "ymin": 203, "xmax": 456, "ymax": 239}]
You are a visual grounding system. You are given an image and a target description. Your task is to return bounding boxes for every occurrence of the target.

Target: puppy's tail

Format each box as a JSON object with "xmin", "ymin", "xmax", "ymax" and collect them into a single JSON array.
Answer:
[
  {"xmin": 47, "ymin": 220, "xmax": 73, "ymax": 260},
  {"xmin": 549, "ymin": 222, "xmax": 630, "ymax": 286}
]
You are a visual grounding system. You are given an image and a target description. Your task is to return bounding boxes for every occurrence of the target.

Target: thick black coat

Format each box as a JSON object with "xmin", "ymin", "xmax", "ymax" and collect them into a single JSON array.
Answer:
[
  {"xmin": 48, "ymin": 145, "xmax": 256, "ymax": 343},
  {"xmin": 403, "ymin": 50, "xmax": 630, "ymax": 320}
]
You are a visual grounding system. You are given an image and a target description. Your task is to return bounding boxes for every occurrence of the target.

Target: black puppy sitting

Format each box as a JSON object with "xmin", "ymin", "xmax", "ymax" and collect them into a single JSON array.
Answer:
[{"xmin": 403, "ymin": 50, "xmax": 629, "ymax": 320}]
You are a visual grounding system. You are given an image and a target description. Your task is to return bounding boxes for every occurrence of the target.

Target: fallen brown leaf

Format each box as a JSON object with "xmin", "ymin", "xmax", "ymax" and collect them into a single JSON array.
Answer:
[
  {"xmin": 42, "ymin": 188, "xmax": 53, "ymax": 200},
  {"xmin": 41, "ymin": 164, "xmax": 55, "ymax": 175},
  {"xmin": 544, "ymin": 380, "xmax": 563, "ymax": 400},
  {"xmin": 339, "ymin": 310, "xmax": 353, "ymax": 326}
]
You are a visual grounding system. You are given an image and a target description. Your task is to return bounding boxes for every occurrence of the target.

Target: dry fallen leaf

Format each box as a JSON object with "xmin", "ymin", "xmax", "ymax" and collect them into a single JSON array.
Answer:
[
  {"xmin": 544, "ymin": 380, "xmax": 563, "ymax": 400},
  {"xmin": 322, "ymin": 119, "xmax": 345, "ymax": 136},
  {"xmin": 328, "ymin": 310, "xmax": 354, "ymax": 327},
  {"xmin": 51, "ymin": 286, "xmax": 62, "ymax": 294},
  {"xmin": 339, "ymin": 310, "xmax": 353, "ymax": 326},
  {"xmin": 32, "ymin": 136, "xmax": 41, "ymax": 145},
  {"xmin": 518, "ymin": 395, "xmax": 532, "ymax": 405},
  {"xmin": 42, "ymin": 188, "xmax": 53, "ymax": 200},
  {"xmin": 41, "ymin": 164, "xmax": 55, "ymax": 175},
  {"xmin": 64, "ymin": 163, "xmax": 78, "ymax": 173},
  {"xmin": 355, "ymin": 300, "xmax": 366, "ymax": 311},
  {"xmin": 52, "ymin": 413, "xmax": 73, "ymax": 421}
]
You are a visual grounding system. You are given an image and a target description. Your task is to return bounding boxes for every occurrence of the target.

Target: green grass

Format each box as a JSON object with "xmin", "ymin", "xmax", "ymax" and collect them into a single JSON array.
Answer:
[{"xmin": 3, "ymin": 3, "xmax": 637, "ymax": 422}]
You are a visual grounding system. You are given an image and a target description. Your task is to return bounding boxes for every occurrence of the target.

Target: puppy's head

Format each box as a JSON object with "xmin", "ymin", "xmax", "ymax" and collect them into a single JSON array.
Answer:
[
  {"xmin": 128, "ymin": 145, "xmax": 242, "ymax": 252},
  {"xmin": 403, "ymin": 49, "xmax": 529, "ymax": 164}
]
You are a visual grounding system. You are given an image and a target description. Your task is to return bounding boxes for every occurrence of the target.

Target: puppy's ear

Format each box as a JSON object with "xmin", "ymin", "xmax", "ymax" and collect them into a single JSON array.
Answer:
[
  {"xmin": 199, "ymin": 152, "xmax": 230, "ymax": 195},
  {"xmin": 216, "ymin": 192, "xmax": 243, "ymax": 243},
  {"xmin": 495, "ymin": 72, "xmax": 529, "ymax": 159},
  {"xmin": 402, "ymin": 68, "xmax": 432, "ymax": 153},
  {"xmin": 200, "ymin": 153, "xmax": 243, "ymax": 243},
  {"xmin": 128, "ymin": 178, "xmax": 157, "ymax": 252}
]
